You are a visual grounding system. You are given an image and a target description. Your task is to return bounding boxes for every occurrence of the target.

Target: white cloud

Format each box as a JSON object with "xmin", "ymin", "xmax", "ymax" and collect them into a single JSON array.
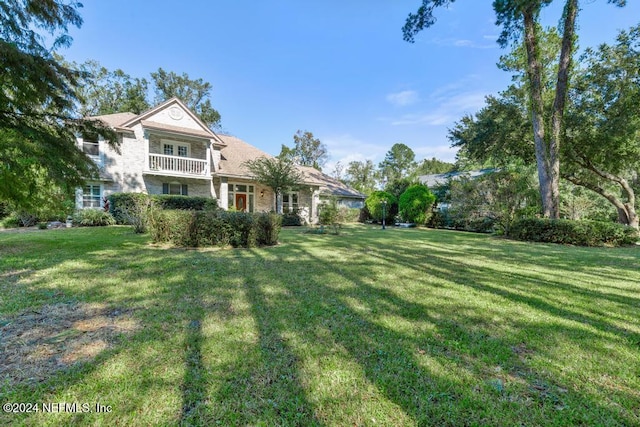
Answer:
[
  {"xmin": 414, "ymin": 144, "xmax": 458, "ymax": 163},
  {"xmin": 430, "ymin": 37, "xmax": 496, "ymax": 49},
  {"xmin": 322, "ymin": 134, "xmax": 386, "ymax": 172},
  {"xmin": 386, "ymin": 90, "xmax": 419, "ymax": 107},
  {"xmin": 388, "ymin": 91, "xmax": 487, "ymax": 128}
]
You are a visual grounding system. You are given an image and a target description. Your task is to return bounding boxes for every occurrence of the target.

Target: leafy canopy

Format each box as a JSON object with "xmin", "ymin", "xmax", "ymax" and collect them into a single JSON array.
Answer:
[
  {"xmin": 398, "ymin": 184, "xmax": 436, "ymax": 224},
  {"xmin": 243, "ymin": 157, "xmax": 304, "ymax": 213},
  {"xmin": 0, "ymin": 0, "xmax": 116, "ymax": 210},
  {"xmin": 279, "ymin": 130, "xmax": 328, "ymax": 171}
]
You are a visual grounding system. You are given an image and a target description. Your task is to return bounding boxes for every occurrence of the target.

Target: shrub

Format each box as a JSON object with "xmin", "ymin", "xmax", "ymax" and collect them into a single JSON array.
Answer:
[
  {"xmin": 319, "ymin": 198, "xmax": 341, "ymax": 234},
  {"xmin": 282, "ymin": 211, "xmax": 303, "ymax": 226},
  {"xmin": 217, "ymin": 210, "xmax": 257, "ymax": 247},
  {"xmin": 508, "ymin": 218, "xmax": 638, "ymax": 247},
  {"xmin": 256, "ymin": 212, "xmax": 282, "ymax": 246},
  {"xmin": 398, "ymin": 184, "xmax": 436, "ymax": 224},
  {"xmin": 358, "ymin": 205, "xmax": 372, "ymax": 223},
  {"xmin": 109, "ymin": 193, "xmax": 217, "ymax": 233},
  {"xmin": 365, "ymin": 191, "xmax": 396, "ymax": 223},
  {"xmin": 148, "ymin": 210, "xmax": 281, "ymax": 248},
  {"xmin": 73, "ymin": 209, "xmax": 116, "ymax": 227},
  {"xmin": 109, "ymin": 193, "xmax": 151, "ymax": 225},
  {"xmin": 340, "ymin": 207, "xmax": 361, "ymax": 223},
  {"xmin": 153, "ymin": 195, "xmax": 217, "ymax": 211}
]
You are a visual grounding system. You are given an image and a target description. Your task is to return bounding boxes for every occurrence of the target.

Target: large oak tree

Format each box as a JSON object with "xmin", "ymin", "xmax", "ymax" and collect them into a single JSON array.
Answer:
[{"xmin": 402, "ymin": 0, "xmax": 626, "ymax": 219}]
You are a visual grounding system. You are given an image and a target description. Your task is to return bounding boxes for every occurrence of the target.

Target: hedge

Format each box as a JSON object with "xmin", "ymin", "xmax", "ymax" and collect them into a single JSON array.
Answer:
[
  {"xmin": 148, "ymin": 210, "xmax": 281, "ymax": 248},
  {"xmin": 109, "ymin": 193, "xmax": 217, "ymax": 224},
  {"xmin": 508, "ymin": 218, "xmax": 638, "ymax": 247},
  {"xmin": 72, "ymin": 209, "xmax": 116, "ymax": 227}
]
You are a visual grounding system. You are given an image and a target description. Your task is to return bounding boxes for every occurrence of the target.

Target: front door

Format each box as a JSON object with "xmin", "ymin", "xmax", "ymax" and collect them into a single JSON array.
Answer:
[{"xmin": 235, "ymin": 193, "xmax": 247, "ymax": 212}]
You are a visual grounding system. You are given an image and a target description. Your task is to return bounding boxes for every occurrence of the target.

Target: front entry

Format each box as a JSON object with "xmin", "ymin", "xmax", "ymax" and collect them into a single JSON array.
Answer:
[{"xmin": 235, "ymin": 193, "xmax": 247, "ymax": 212}]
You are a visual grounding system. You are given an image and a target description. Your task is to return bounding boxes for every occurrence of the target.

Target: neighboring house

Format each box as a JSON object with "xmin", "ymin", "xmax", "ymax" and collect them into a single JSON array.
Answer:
[
  {"xmin": 418, "ymin": 169, "xmax": 496, "ymax": 188},
  {"xmin": 76, "ymin": 98, "xmax": 364, "ymax": 223},
  {"xmin": 418, "ymin": 169, "xmax": 496, "ymax": 211}
]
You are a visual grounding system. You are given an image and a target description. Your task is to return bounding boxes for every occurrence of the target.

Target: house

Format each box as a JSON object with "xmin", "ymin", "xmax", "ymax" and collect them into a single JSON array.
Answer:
[
  {"xmin": 418, "ymin": 169, "xmax": 496, "ymax": 211},
  {"xmin": 76, "ymin": 98, "xmax": 365, "ymax": 223},
  {"xmin": 418, "ymin": 169, "xmax": 496, "ymax": 188}
]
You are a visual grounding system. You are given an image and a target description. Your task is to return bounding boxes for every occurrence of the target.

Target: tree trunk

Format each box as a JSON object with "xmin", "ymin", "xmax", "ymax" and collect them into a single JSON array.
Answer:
[
  {"xmin": 523, "ymin": 7, "xmax": 555, "ymax": 218},
  {"xmin": 564, "ymin": 173, "xmax": 639, "ymax": 230},
  {"xmin": 548, "ymin": 0, "xmax": 579, "ymax": 219}
]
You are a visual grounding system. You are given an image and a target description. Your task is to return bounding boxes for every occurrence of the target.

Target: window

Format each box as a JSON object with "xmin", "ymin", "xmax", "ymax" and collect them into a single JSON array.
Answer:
[
  {"xmin": 162, "ymin": 183, "xmax": 188, "ymax": 195},
  {"xmin": 83, "ymin": 184, "xmax": 101, "ymax": 208},
  {"xmin": 282, "ymin": 192, "xmax": 299, "ymax": 213},
  {"xmin": 83, "ymin": 141, "xmax": 99, "ymax": 157},
  {"xmin": 162, "ymin": 140, "xmax": 190, "ymax": 157},
  {"xmin": 81, "ymin": 132, "xmax": 100, "ymax": 162}
]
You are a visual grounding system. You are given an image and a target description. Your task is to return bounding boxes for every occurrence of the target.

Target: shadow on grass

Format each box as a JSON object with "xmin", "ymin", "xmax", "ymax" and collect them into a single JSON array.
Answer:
[{"xmin": 1, "ymin": 226, "xmax": 639, "ymax": 425}]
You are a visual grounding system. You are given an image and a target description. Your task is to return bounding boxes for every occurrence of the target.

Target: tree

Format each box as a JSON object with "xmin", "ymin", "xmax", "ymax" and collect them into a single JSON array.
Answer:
[
  {"xmin": 449, "ymin": 24, "xmax": 640, "ymax": 229},
  {"xmin": 562, "ymin": 25, "xmax": 640, "ymax": 229},
  {"xmin": 403, "ymin": 0, "xmax": 626, "ymax": 219},
  {"xmin": 73, "ymin": 59, "xmax": 150, "ymax": 116},
  {"xmin": 279, "ymin": 130, "xmax": 328, "ymax": 170},
  {"xmin": 151, "ymin": 68, "xmax": 221, "ymax": 129},
  {"xmin": 0, "ymin": 0, "xmax": 116, "ymax": 211},
  {"xmin": 365, "ymin": 191, "xmax": 396, "ymax": 223},
  {"xmin": 378, "ymin": 143, "xmax": 417, "ymax": 185},
  {"xmin": 448, "ymin": 167, "xmax": 540, "ymax": 234},
  {"xmin": 398, "ymin": 184, "xmax": 436, "ymax": 224},
  {"xmin": 344, "ymin": 160, "xmax": 378, "ymax": 195},
  {"xmin": 243, "ymin": 157, "xmax": 304, "ymax": 213},
  {"xmin": 414, "ymin": 157, "xmax": 454, "ymax": 175}
]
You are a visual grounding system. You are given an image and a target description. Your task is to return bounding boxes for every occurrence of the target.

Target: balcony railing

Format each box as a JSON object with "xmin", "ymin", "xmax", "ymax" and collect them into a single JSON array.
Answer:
[{"xmin": 148, "ymin": 153, "xmax": 209, "ymax": 176}]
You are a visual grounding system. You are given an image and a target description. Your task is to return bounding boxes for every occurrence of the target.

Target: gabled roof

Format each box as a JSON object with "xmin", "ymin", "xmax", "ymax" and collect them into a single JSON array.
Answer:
[
  {"xmin": 218, "ymin": 134, "xmax": 364, "ymax": 199},
  {"xmin": 298, "ymin": 166, "xmax": 366, "ymax": 199},
  {"xmin": 217, "ymin": 134, "xmax": 275, "ymax": 177},
  {"xmin": 90, "ymin": 112, "xmax": 138, "ymax": 129},
  {"xmin": 419, "ymin": 169, "xmax": 496, "ymax": 187},
  {"xmin": 89, "ymin": 98, "xmax": 225, "ymax": 145}
]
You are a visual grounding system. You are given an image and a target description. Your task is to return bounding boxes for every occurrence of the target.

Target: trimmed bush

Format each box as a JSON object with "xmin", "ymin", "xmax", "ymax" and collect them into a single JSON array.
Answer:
[
  {"xmin": 109, "ymin": 193, "xmax": 218, "ymax": 224},
  {"xmin": 73, "ymin": 209, "xmax": 116, "ymax": 227},
  {"xmin": 508, "ymin": 218, "xmax": 638, "ymax": 247},
  {"xmin": 282, "ymin": 211, "xmax": 303, "ymax": 226},
  {"xmin": 153, "ymin": 195, "xmax": 217, "ymax": 211},
  {"xmin": 109, "ymin": 193, "xmax": 151, "ymax": 225},
  {"xmin": 148, "ymin": 210, "xmax": 281, "ymax": 248},
  {"xmin": 256, "ymin": 213, "xmax": 282, "ymax": 246},
  {"xmin": 398, "ymin": 184, "xmax": 436, "ymax": 224},
  {"xmin": 365, "ymin": 191, "xmax": 396, "ymax": 223}
]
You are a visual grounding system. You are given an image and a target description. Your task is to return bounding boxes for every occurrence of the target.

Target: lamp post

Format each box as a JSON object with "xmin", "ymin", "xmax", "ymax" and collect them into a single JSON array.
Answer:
[{"xmin": 381, "ymin": 199, "xmax": 387, "ymax": 230}]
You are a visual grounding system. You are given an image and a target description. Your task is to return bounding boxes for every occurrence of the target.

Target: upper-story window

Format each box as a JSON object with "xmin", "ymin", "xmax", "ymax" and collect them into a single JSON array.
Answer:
[
  {"xmin": 162, "ymin": 140, "xmax": 190, "ymax": 157},
  {"xmin": 81, "ymin": 132, "xmax": 100, "ymax": 162}
]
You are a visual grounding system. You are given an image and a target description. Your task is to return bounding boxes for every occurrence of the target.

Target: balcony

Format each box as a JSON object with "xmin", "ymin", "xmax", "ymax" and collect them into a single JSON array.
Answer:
[{"xmin": 146, "ymin": 153, "xmax": 210, "ymax": 179}]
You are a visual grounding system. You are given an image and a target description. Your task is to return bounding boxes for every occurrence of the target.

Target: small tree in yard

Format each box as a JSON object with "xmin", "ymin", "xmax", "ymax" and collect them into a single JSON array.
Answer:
[
  {"xmin": 365, "ymin": 191, "xmax": 396, "ymax": 223},
  {"xmin": 318, "ymin": 197, "xmax": 341, "ymax": 234},
  {"xmin": 243, "ymin": 157, "xmax": 304, "ymax": 213},
  {"xmin": 398, "ymin": 184, "xmax": 436, "ymax": 225}
]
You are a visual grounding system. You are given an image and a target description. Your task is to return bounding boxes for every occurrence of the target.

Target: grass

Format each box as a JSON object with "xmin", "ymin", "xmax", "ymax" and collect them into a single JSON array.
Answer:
[{"xmin": 0, "ymin": 225, "xmax": 639, "ymax": 426}]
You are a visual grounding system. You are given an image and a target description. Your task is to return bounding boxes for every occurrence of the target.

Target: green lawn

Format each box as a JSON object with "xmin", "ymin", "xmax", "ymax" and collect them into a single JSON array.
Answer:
[{"xmin": 0, "ymin": 225, "xmax": 638, "ymax": 426}]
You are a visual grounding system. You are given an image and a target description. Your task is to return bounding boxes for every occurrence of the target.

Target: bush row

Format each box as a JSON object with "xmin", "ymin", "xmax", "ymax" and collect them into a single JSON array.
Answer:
[
  {"xmin": 109, "ymin": 193, "xmax": 217, "ymax": 224},
  {"xmin": 148, "ymin": 210, "xmax": 281, "ymax": 248},
  {"xmin": 508, "ymin": 218, "xmax": 638, "ymax": 247},
  {"xmin": 72, "ymin": 209, "xmax": 116, "ymax": 226}
]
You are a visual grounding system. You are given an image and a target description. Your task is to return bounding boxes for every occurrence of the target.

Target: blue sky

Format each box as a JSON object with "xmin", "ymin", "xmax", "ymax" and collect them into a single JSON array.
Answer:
[{"xmin": 60, "ymin": 1, "xmax": 640, "ymax": 173}]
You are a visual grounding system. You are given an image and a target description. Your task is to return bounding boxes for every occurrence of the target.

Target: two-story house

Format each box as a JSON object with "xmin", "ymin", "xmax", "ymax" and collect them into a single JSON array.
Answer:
[{"xmin": 76, "ymin": 98, "xmax": 364, "ymax": 223}]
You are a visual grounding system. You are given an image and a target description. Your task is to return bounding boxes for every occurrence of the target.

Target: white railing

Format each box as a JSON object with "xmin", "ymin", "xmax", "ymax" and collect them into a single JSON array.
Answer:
[{"xmin": 148, "ymin": 154, "xmax": 208, "ymax": 176}]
